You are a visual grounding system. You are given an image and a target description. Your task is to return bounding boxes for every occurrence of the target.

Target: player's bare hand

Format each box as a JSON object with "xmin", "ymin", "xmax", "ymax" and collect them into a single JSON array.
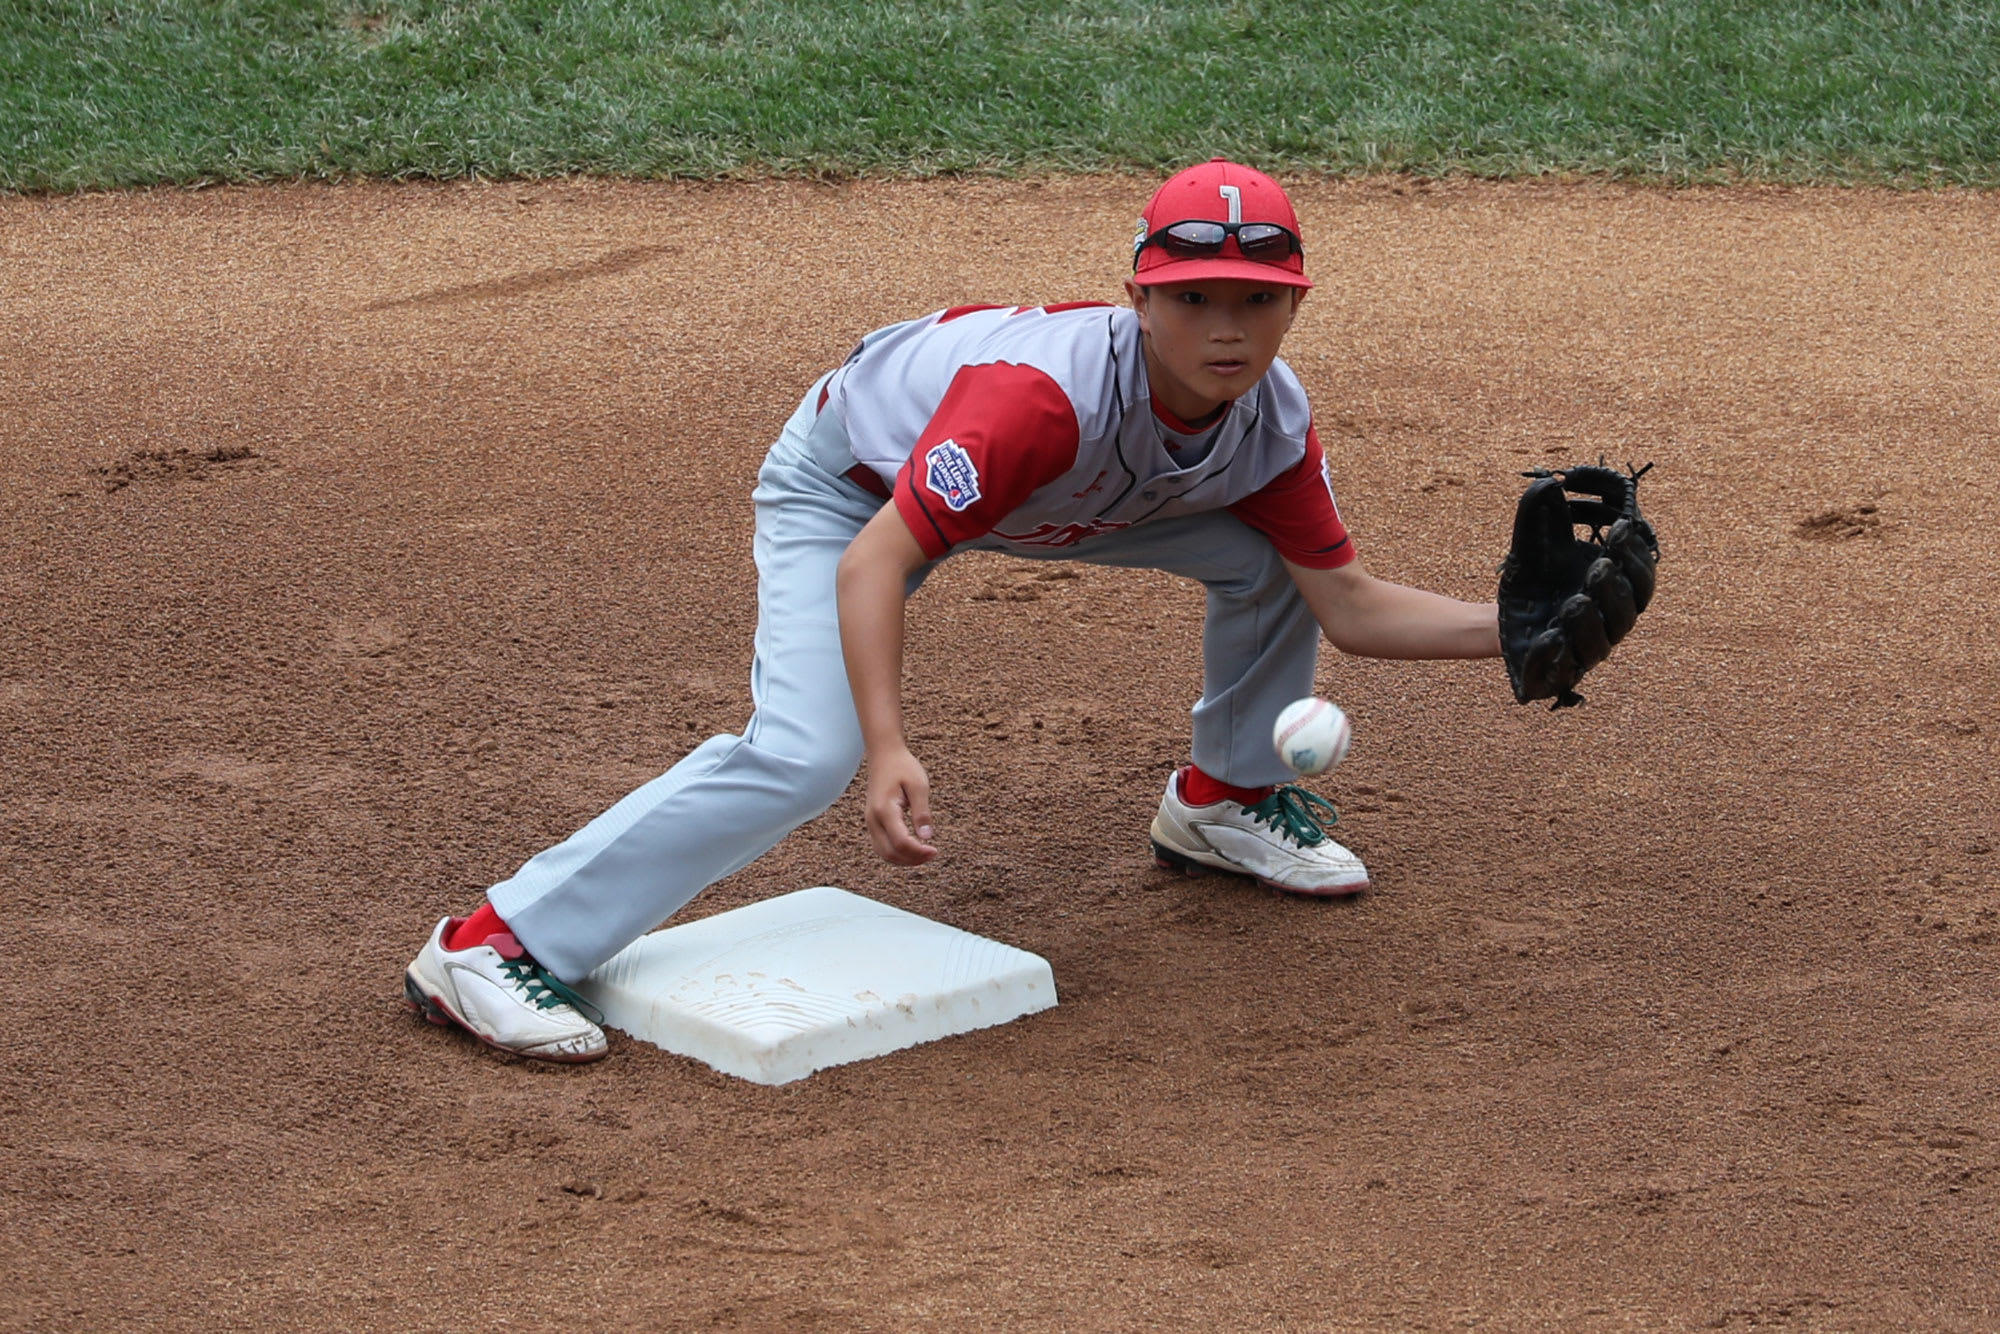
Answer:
[{"xmin": 864, "ymin": 746, "xmax": 937, "ymax": 865}]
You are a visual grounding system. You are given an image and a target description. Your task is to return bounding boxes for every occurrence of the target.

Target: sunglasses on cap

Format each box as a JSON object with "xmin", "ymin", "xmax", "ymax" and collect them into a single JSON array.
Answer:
[{"xmin": 1133, "ymin": 219, "xmax": 1304, "ymax": 269}]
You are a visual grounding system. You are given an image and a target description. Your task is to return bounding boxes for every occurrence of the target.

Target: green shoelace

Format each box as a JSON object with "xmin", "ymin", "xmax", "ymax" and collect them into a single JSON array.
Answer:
[
  {"xmin": 1244, "ymin": 785, "xmax": 1340, "ymax": 847},
  {"xmin": 497, "ymin": 956, "xmax": 606, "ymax": 1024}
]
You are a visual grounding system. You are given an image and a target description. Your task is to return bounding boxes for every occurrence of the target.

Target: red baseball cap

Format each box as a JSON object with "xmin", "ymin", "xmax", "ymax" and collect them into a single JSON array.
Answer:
[{"xmin": 1132, "ymin": 158, "xmax": 1312, "ymax": 289}]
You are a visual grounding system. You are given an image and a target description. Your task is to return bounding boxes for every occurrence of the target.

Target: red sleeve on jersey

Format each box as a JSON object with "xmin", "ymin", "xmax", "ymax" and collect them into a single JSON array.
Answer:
[
  {"xmin": 1228, "ymin": 425, "xmax": 1358, "ymax": 569},
  {"xmin": 892, "ymin": 363, "xmax": 1082, "ymax": 558}
]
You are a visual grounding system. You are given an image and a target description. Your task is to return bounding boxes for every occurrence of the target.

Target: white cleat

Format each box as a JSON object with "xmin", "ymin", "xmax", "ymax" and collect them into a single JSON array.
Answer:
[
  {"xmin": 1150, "ymin": 769, "xmax": 1370, "ymax": 897},
  {"xmin": 404, "ymin": 917, "xmax": 609, "ymax": 1063}
]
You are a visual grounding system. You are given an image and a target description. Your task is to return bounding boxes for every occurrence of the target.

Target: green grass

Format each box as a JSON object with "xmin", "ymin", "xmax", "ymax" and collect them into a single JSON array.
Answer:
[{"xmin": 5, "ymin": 0, "xmax": 1999, "ymax": 191}]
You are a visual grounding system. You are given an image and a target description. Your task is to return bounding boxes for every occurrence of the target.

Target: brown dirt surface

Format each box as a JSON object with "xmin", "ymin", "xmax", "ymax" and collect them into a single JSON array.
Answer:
[{"xmin": 4, "ymin": 176, "xmax": 1999, "ymax": 1332}]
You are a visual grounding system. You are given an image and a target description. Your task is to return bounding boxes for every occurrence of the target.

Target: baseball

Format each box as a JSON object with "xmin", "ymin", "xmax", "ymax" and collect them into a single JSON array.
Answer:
[{"xmin": 1273, "ymin": 697, "xmax": 1351, "ymax": 776}]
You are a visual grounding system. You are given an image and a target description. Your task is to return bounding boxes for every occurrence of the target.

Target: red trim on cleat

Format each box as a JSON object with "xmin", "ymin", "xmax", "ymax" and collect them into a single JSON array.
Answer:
[{"xmin": 1257, "ymin": 874, "xmax": 1369, "ymax": 899}]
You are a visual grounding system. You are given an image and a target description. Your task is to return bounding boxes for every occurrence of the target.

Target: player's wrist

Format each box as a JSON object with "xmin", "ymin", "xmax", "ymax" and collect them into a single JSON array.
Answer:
[{"xmin": 860, "ymin": 731, "xmax": 915, "ymax": 765}]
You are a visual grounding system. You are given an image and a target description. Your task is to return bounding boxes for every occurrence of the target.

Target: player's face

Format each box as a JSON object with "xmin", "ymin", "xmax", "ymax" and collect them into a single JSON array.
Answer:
[{"xmin": 1126, "ymin": 278, "xmax": 1304, "ymax": 425}]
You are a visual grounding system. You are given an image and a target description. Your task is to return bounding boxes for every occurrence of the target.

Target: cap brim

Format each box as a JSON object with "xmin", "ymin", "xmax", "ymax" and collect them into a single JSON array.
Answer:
[{"xmin": 1134, "ymin": 256, "xmax": 1313, "ymax": 289}]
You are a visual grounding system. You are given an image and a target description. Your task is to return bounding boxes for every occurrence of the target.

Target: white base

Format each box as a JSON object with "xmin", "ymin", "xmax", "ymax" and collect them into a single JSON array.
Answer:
[{"xmin": 576, "ymin": 887, "xmax": 1057, "ymax": 1085}]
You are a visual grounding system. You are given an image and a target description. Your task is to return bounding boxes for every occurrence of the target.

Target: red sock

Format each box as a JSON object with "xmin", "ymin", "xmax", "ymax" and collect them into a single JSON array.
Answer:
[
  {"xmin": 1178, "ymin": 764, "xmax": 1274, "ymax": 808},
  {"xmin": 446, "ymin": 901, "xmax": 510, "ymax": 952}
]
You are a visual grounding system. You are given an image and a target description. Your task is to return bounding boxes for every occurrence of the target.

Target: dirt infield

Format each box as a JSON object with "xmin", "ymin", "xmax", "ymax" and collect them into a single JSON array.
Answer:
[{"xmin": 4, "ymin": 176, "xmax": 1998, "ymax": 1331}]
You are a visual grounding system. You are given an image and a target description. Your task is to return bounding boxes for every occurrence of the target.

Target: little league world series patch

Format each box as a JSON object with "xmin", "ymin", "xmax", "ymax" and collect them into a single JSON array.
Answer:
[{"xmin": 925, "ymin": 440, "xmax": 982, "ymax": 512}]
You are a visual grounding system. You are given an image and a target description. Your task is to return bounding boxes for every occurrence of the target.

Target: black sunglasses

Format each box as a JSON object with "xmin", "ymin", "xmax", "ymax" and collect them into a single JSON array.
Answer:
[{"xmin": 1133, "ymin": 219, "xmax": 1303, "ymax": 269}]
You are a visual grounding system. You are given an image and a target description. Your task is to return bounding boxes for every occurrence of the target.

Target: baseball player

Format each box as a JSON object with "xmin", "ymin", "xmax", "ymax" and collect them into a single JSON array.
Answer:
[{"xmin": 404, "ymin": 159, "xmax": 1512, "ymax": 1063}]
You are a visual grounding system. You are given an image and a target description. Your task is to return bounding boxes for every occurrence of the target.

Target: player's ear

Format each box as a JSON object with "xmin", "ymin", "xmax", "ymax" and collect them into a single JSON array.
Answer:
[
  {"xmin": 1277, "ymin": 286, "xmax": 1306, "ymax": 335},
  {"xmin": 1125, "ymin": 279, "xmax": 1151, "ymax": 331}
]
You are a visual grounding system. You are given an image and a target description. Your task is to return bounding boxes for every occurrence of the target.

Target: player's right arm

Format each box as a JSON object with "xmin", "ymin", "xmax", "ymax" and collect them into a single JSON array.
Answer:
[{"xmin": 836, "ymin": 503, "xmax": 939, "ymax": 865}]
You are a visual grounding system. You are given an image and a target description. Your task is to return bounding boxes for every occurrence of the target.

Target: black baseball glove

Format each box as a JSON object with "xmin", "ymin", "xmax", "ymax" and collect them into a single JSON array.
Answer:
[{"xmin": 1498, "ymin": 461, "xmax": 1658, "ymax": 709}]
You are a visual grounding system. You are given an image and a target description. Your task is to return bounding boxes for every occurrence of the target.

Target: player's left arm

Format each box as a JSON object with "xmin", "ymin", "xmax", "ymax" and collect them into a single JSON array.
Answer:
[
  {"xmin": 1237, "ymin": 423, "xmax": 1498, "ymax": 660},
  {"xmin": 1286, "ymin": 558, "xmax": 1502, "ymax": 660}
]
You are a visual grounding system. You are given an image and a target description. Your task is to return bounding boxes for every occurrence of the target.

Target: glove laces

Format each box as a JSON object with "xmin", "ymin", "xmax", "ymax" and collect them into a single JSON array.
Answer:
[{"xmin": 1245, "ymin": 785, "xmax": 1340, "ymax": 847}]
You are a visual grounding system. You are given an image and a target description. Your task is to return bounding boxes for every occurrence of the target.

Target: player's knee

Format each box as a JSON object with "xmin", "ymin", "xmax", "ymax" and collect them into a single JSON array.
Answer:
[
  {"xmin": 801, "ymin": 756, "xmax": 861, "ymax": 812},
  {"xmin": 701, "ymin": 728, "xmax": 860, "ymax": 821},
  {"xmin": 1203, "ymin": 542, "xmax": 1293, "ymax": 603},
  {"xmin": 761, "ymin": 742, "xmax": 861, "ymax": 815}
]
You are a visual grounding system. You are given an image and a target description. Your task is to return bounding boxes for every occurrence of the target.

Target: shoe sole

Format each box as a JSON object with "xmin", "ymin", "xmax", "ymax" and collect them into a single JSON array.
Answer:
[
  {"xmin": 403, "ymin": 971, "xmax": 609, "ymax": 1065},
  {"xmin": 1151, "ymin": 839, "xmax": 1369, "ymax": 899}
]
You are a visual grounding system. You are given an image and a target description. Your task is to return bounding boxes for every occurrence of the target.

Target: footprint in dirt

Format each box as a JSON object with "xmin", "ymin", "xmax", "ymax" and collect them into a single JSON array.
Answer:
[
  {"xmin": 326, "ymin": 615, "xmax": 410, "ymax": 661},
  {"xmin": 88, "ymin": 444, "xmax": 265, "ymax": 493},
  {"xmin": 1793, "ymin": 502, "xmax": 1881, "ymax": 541},
  {"xmin": 969, "ymin": 566, "xmax": 1082, "ymax": 602}
]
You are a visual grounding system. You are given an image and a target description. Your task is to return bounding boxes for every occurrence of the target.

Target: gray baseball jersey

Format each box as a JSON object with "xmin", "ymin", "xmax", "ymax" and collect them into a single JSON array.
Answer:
[{"xmin": 818, "ymin": 302, "xmax": 1355, "ymax": 567}]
